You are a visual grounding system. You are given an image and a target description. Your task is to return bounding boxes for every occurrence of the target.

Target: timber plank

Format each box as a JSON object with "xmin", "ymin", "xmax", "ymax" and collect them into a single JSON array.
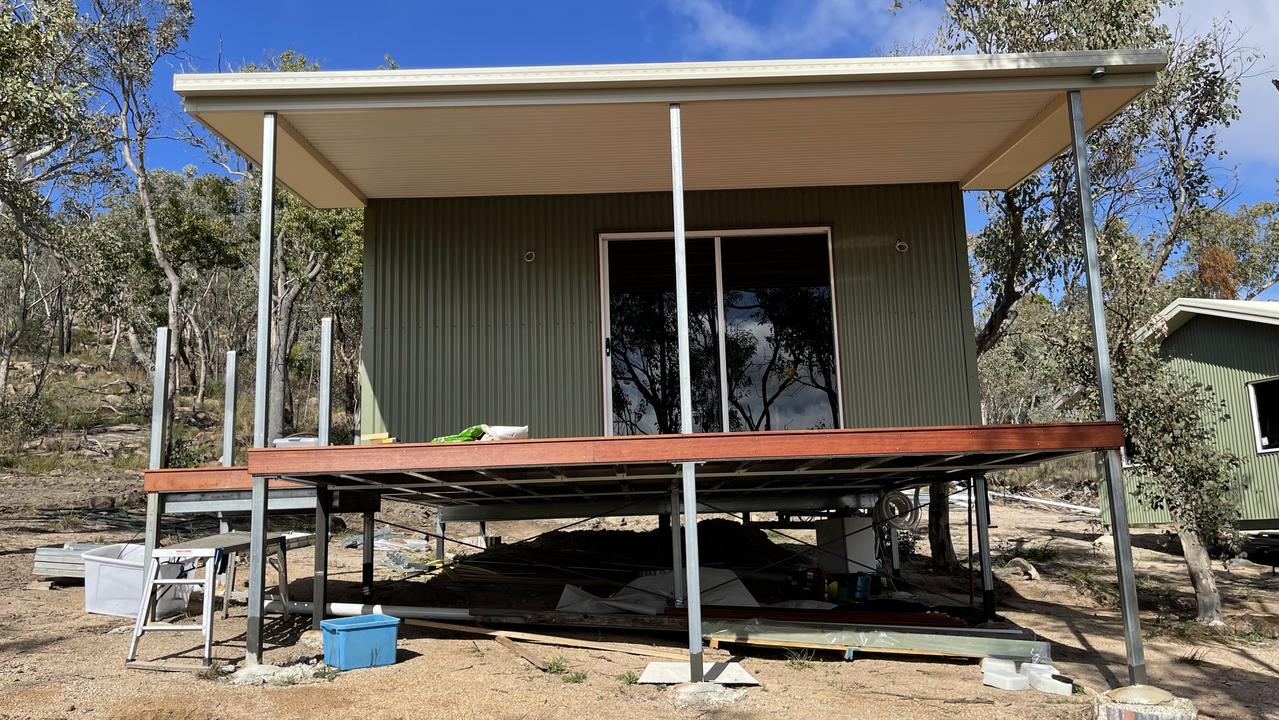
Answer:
[
  {"xmin": 246, "ymin": 422, "xmax": 1122, "ymax": 478},
  {"xmin": 143, "ymin": 466, "xmax": 301, "ymax": 493},
  {"xmin": 404, "ymin": 618, "xmax": 690, "ymax": 660}
]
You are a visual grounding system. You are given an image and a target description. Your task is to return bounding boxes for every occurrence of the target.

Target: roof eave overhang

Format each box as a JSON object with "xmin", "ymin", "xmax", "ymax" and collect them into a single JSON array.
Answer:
[{"xmin": 174, "ymin": 49, "xmax": 1168, "ymax": 207}]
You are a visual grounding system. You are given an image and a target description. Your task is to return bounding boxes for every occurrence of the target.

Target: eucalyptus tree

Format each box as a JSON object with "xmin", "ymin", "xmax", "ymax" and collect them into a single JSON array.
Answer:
[
  {"xmin": 943, "ymin": 0, "xmax": 1263, "ymax": 620},
  {"xmin": 0, "ymin": 0, "xmax": 115, "ymax": 402}
]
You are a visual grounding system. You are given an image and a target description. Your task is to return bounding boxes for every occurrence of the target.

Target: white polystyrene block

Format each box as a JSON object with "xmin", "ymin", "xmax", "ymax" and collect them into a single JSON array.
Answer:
[
  {"xmin": 983, "ymin": 669, "xmax": 1029, "ymax": 691},
  {"xmin": 1028, "ymin": 672, "xmax": 1073, "ymax": 696},
  {"xmin": 1019, "ymin": 662, "xmax": 1059, "ymax": 678},
  {"xmin": 981, "ymin": 658, "xmax": 1016, "ymax": 675}
]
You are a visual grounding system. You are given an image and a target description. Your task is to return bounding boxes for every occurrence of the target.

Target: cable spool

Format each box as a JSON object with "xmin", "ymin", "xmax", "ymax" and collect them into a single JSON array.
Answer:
[{"xmin": 874, "ymin": 490, "xmax": 920, "ymax": 531}]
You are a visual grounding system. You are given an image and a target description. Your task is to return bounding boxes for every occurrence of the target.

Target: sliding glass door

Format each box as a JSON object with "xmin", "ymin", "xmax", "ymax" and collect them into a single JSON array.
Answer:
[{"xmin": 603, "ymin": 230, "xmax": 840, "ymax": 435}]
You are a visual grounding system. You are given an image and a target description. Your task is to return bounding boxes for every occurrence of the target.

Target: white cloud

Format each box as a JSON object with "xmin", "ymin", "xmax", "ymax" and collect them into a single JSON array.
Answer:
[
  {"xmin": 665, "ymin": 0, "xmax": 944, "ymax": 58},
  {"xmin": 1163, "ymin": 1, "xmax": 1279, "ymax": 175}
]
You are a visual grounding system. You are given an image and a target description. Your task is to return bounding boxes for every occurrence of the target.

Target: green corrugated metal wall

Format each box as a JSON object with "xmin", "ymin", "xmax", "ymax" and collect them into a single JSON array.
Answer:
[
  {"xmin": 361, "ymin": 183, "xmax": 980, "ymax": 442},
  {"xmin": 1122, "ymin": 315, "xmax": 1279, "ymax": 528}
]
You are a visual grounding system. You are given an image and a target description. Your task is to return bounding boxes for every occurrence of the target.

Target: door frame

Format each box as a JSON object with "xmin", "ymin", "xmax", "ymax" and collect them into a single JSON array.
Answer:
[{"xmin": 597, "ymin": 226, "xmax": 843, "ymax": 436}]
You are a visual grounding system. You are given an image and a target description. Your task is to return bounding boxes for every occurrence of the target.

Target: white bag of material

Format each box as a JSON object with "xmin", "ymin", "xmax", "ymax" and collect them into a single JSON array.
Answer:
[
  {"xmin": 557, "ymin": 568, "xmax": 758, "ymax": 615},
  {"xmin": 481, "ymin": 425, "xmax": 529, "ymax": 441}
]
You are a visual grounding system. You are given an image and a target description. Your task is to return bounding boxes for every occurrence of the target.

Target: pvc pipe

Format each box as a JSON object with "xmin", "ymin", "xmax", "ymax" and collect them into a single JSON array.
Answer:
[
  {"xmin": 989, "ymin": 491, "xmax": 1100, "ymax": 516},
  {"xmin": 265, "ymin": 599, "xmax": 473, "ymax": 621}
]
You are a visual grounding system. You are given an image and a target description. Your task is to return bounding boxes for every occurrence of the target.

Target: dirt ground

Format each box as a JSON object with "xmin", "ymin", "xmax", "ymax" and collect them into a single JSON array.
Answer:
[{"xmin": 1, "ymin": 469, "xmax": 1277, "ymax": 720}]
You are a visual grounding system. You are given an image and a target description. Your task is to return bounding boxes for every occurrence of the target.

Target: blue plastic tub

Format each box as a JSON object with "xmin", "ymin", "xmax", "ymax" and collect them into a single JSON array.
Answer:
[{"xmin": 320, "ymin": 614, "xmax": 401, "ymax": 670}]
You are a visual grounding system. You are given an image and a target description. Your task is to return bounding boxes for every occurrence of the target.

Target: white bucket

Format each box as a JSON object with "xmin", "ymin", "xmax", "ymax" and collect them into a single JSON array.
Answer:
[{"xmin": 82, "ymin": 543, "xmax": 191, "ymax": 618}]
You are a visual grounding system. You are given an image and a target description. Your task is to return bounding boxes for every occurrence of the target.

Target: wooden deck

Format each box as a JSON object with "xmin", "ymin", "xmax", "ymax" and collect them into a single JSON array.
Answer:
[{"xmin": 144, "ymin": 422, "xmax": 1121, "ymax": 513}]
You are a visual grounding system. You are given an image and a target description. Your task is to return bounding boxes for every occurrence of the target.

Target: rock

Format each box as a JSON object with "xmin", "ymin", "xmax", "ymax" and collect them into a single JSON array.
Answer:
[
  {"xmin": 26, "ymin": 581, "xmax": 54, "ymax": 591},
  {"xmin": 997, "ymin": 557, "xmax": 1040, "ymax": 581},
  {"xmin": 1092, "ymin": 534, "xmax": 1114, "ymax": 554},
  {"xmin": 670, "ymin": 682, "xmax": 746, "ymax": 709},
  {"xmin": 1230, "ymin": 613, "xmax": 1279, "ymax": 639},
  {"xmin": 300, "ymin": 629, "xmax": 325, "ymax": 650}
]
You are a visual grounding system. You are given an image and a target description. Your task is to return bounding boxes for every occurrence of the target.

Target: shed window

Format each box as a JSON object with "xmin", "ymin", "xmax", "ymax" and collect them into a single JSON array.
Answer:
[{"xmin": 1251, "ymin": 378, "xmax": 1279, "ymax": 453}]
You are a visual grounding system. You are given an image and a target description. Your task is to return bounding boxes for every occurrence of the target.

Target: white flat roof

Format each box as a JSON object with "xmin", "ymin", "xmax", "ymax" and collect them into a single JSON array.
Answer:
[{"xmin": 175, "ymin": 50, "xmax": 1167, "ymax": 208}]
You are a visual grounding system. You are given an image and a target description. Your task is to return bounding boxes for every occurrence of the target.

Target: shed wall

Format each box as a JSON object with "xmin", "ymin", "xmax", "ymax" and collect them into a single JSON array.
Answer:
[
  {"xmin": 360, "ymin": 184, "xmax": 980, "ymax": 442},
  {"xmin": 1124, "ymin": 315, "xmax": 1279, "ymax": 528}
]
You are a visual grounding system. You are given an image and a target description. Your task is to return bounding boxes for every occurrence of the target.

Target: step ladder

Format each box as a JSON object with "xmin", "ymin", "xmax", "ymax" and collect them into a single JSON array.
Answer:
[{"xmin": 125, "ymin": 532, "xmax": 294, "ymax": 670}]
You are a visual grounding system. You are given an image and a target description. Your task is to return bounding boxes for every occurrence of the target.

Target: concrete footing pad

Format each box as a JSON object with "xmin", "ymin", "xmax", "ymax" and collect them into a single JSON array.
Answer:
[
  {"xmin": 1094, "ymin": 686, "xmax": 1197, "ymax": 720},
  {"xmin": 638, "ymin": 661, "xmax": 759, "ymax": 686},
  {"xmin": 670, "ymin": 682, "xmax": 748, "ymax": 709}
]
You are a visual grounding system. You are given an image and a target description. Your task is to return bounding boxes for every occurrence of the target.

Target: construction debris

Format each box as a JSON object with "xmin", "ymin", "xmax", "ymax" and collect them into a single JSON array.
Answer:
[
  {"xmin": 229, "ymin": 659, "xmax": 334, "ymax": 686},
  {"xmin": 33, "ymin": 542, "xmax": 102, "ymax": 579}
]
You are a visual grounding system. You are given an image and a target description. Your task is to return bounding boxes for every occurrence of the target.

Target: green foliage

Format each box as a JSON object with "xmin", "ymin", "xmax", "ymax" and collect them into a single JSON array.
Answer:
[
  {"xmin": 1001, "ymin": 541, "xmax": 1061, "ymax": 565},
  {"xmin": 0, "ymin": 395, "xmax": 53, "ymax": 445},
  {"xmin": 167, "ymin": 433, "xmax": 215, "ymax": 469},
  {"xmin": 616, "ymin": 670, "xmax": 639, "ymax": 685},
  {"xmin": 561, "ymin": 671, "xmax": 586, "ymax": 684},
  {"xmin": 545, "ymin": 657, "xmax": 568, "ymax": 675},
  {"xmin": 784, "ymin": 648, "xmax": 815, "ymax": 670}
]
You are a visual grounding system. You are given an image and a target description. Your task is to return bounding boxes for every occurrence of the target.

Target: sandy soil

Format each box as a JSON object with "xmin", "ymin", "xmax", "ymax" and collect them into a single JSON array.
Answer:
[{"xmin": 0, "ymin": 469, "xmax": 1276, "ymax": 720}]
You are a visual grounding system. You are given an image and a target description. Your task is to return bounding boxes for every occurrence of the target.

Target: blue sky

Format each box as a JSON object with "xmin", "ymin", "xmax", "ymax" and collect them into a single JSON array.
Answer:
[{"xmin": 154, "ymin": 1, "xmax": 1278, "ymax": 228}]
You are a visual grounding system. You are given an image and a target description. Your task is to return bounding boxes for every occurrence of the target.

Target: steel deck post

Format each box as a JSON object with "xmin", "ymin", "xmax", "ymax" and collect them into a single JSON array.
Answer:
[
  {"xmin": 1067, "ymin": 89, "xmax": 1147, "ymax": 685},
  {"xmin": 669, "ymin": 484, "xmax": 686, "ymax": 607},
  {"xmin": 246, "ymin": 111, "xmax": 278, "ymax": 666},
  {"xmin": 972, "ymin": 474, "xmax": 996, "ymax": 620},
  {"xmin": 435, "ymin": 518, "xmax": 446, "ymax": 561},
  {"xmin": 221, "ymin": 351, "xmax": 237, "ymax": 467},
  {"xmin": 252, "ymin": 111, "xmax": 277, "ymax": 450},
  {"xmin": 246, "ymin": 474, "xmax": 268, "ymax": 664},
  {"xmin": 313, "ymin": 484, "xmax": 330, "ymax": 630},
  {"xmin": 669, "ymin": 102, "xmax": 704, "ymax": 682},
  {"xmin": 143, "ymin": 326, "xmax": 170, "ymax": 578},
  {"xmin": 317, "ymin": 317, "xmax": 333, "ymax": 447},
  {"xmin": 361, "ymin": 510, "xmax": 375, "ymax": 600}
]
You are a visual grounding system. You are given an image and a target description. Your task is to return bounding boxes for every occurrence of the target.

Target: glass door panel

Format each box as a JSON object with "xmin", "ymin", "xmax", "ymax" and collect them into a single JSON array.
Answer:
[
  {"xmin": 607, "ymin": 239, "xmax": 722, "ymax": 435},
  {"xmin": 721, "ymin": 234, "xmax": 840, "ymax": 431}
]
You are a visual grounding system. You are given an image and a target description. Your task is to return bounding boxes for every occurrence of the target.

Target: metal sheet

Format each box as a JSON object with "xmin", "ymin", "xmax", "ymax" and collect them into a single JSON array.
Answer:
[{"xmin": 361, "ymin": 183, "xmax": 980, "ymax": 442}]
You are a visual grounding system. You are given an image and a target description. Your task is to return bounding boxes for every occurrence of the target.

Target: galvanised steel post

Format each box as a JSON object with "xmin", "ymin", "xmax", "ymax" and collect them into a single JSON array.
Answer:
[
  {"xmin": 1067, "ymin": 88, "xmax": 1147, "ymax": 685},
  {"xmin": 247, "ymin": 111, "xmax": 278, "ymax": 665},
  {"xmin": 972, "ymin": 474, "xmax": 996, "ymax": 620},
  {"xmin": 143, "ymin": 326, "xmax": 170, "ymax": 578},
  {"xmin": 252, "ymin": 112, "xmax": 278, "ymax": 451},
  {"xmin": 669, "ymin": 484, "xmax": 686, "ymax": 607},
  {"xmin": 222, "ymin": 350, "xmax": 237, "ymax": 467},
  {"xmin": 669, "ymin": 102, "xmax": 704, "ymax": 682},
  {"xmin": 318, "ymin": 317, "xmax": 333, "ymax": 446},
  {"xmin": 313, "ymin": 484, "xmax": 330, "ymax": 630},
  {"xmin": 246, "ymin": 474, "xmax": 268, "ymax": 664}
]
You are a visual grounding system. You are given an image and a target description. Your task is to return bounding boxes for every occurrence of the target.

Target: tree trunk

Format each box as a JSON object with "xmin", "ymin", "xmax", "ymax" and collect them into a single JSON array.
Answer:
[
  {"xmin": 1177, "ymin": 524, "xmax": 1224, "ymax": 626},
  {"xmin": 108, "ymin": 316, "xmax": 121, "ymax": 363},
  {"xmin": 929, "ymin": 481, "xmax": 959, "ymax": 571}
]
